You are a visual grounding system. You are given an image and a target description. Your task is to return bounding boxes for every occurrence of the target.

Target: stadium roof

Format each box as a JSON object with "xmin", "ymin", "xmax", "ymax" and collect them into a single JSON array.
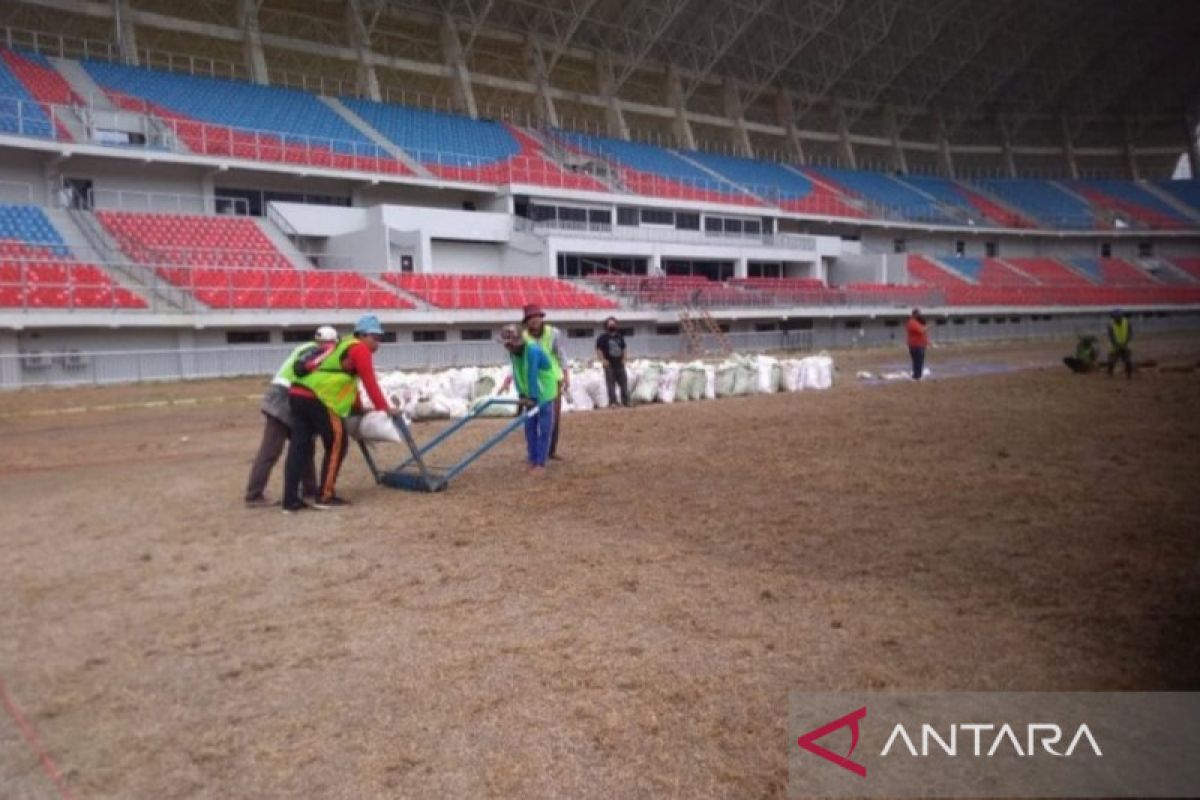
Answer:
[{"xmin": 397, "ymin": 0, "xmax": 1200, "ymax": 118}]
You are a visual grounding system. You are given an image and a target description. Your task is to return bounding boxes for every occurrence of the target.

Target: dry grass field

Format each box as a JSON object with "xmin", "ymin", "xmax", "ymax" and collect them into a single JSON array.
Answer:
[{"xmin": 2, "ymin": 335, "xmax": 1199, "ymax": 799}]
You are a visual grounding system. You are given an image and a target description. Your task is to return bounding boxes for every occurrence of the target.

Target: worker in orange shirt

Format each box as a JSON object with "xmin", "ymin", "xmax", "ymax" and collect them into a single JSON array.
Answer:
[{"xmin": 906, "ymin": 308, "xmax": 930, "ymax": 381}]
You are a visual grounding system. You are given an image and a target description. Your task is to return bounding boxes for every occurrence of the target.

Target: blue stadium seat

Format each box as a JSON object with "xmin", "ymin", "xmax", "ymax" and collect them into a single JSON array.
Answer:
[
  {"xmin": 1070, "ymin": 179, "xmax": 1192, "ymax": 228},
  {"xmin": 682, "ymin": 151, "xmax": 813, "ymax": 201},
  {"xmin": 81, "ymin": 60, "xmax": 375, "ymax": 153},
  {"xmin": 1154, "ymin": 180, "xmax": 1200, "ymax": 215},
  {"xmin": 341, "ymin": 98, "xmax": 518, "ymax": 166},
  {"xmin": 550, "ymin": 130, "xmax": 754, "ymax": 202},
  {"xmin": 974, "ymin": 179, "xmax": 1097, "ymax": 229},
  {"xmin": 812, "ymin": 167, "xmax": 958, "ymax": 223},
  {"xmin": 936, "ymin": 256, "xmax": 984, "ymax": 280},
  {"xmin": 0, "ymin": 51, "xmax": 54, "ymax": 138},
  {"xmin": 0, "ymin": 203, "xmax": 71, "ymax": 256}
]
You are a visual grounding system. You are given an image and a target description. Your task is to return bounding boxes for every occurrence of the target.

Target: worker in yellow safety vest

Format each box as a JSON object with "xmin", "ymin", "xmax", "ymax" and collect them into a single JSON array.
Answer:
[{"xmin": 1106, "ymin": 309, "xmax": 1133, "ymax": 380}]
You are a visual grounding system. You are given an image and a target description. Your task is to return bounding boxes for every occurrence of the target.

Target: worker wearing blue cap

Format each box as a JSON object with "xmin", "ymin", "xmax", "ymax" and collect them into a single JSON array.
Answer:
[
  {"xmin": 282, "ymin": 314, "xmax": 398, "ymax": 512},
  {"xmin": 1105, "ymin": 309, "xmax": 1133, "ymax": 380}
]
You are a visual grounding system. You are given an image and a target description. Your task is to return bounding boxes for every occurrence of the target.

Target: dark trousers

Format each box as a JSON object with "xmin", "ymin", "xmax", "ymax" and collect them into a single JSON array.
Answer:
[
  {"xmin": 604, "ymin": 361, "xmax": 630, "ymax": 407},
  {"xmin": 283, "ymin": 394, "xmax": 348, "ymax": 507},
  {"xmin": 245, "ymin": 412, "xmax": 317, "ymax": 500},
  {"xmin": 1107, "ymin": 346, "xmax": 1133, "ymax": 379},
  {"xmin": 549, "ymin": 391, "xmax": 563, "ymax": 457},
  {"xmin": 909, "ymin": 346, "xmax": 926, "ymax": 380}
]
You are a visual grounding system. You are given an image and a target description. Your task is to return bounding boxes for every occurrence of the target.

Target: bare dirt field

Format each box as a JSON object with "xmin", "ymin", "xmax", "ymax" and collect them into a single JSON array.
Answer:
[{"xmin": 3, "ymin": 335, "xmax": 1200, "ymax": 799}]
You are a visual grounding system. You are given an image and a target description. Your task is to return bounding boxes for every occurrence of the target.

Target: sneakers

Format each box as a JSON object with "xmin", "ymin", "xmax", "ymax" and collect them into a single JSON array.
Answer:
[
  {"xmin": 281, "ymin": 502, "xmax": 312, "ymax": 514},
  {"xmin": 312, "ymin": 496, "xmax": 351, "ymax": 510}
]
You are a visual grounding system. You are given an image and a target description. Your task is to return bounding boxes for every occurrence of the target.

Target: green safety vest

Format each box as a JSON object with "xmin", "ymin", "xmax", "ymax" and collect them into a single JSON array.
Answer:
[
  {"xmin": 276, "ymin": 342, "xmax": 315, "ymax": 385},
  {"xmin": 1110, "ymin": 318, "xmax": 1130, "ymax": 347},
  {"xmin": 524, "ymin": 325, "xmax": 563, "ymax": 381},
  {"xmin": 510, "ymin": 343, "xmax": 559, "ymax": 403},
  {"xmin": 293, "ymin": 336, "xmax": 359, "ymax": 417}
]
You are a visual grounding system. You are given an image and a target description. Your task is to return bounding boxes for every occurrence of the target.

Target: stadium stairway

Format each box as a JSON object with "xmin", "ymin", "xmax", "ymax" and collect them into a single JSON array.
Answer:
[
  {"xmin": 1143, "ymin": 183, "xmax": 1200, "ymax": 225},
  {"xmin": 320, "ymin": 97, "xmax": 433, "ymax": 178}
]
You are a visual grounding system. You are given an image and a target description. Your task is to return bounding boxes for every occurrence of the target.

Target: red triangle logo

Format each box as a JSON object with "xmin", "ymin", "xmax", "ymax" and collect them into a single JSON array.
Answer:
[{"xmin": 797, "ymin": 706, "xmax": 868, "ymax": 777}]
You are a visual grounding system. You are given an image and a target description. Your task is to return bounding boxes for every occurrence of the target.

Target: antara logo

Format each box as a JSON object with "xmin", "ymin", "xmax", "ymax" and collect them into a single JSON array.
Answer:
[
  {"xmin": 797, "ymin": 708, "xmax": 1103, "ymax": 777},
  {"xmin": 881, "ymin": 723, "xmax": 1103, "ymax": 758},
  {"xmin": 797, "ymin": 707, "xmax": 869, "ymax": 777}
]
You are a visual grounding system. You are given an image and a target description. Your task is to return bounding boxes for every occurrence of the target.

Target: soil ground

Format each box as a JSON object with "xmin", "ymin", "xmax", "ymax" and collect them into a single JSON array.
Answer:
[{"xmin": 2, "ymin": 334, "xmax": 1200, "ymax": 799}]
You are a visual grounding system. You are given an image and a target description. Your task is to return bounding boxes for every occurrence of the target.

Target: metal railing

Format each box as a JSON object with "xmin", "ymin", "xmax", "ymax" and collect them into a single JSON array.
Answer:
[
  {"xmin": 7, "ymin": 313, "xmax": 1200, "ymax": 390},
  {"xmin": 523, "ymin": 217, "xmax": 819, "ymax": 250}
]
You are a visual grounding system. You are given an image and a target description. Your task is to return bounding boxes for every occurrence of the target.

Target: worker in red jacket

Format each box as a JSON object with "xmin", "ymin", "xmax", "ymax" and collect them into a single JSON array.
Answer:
[{"xmin": 906, "ymin": 308, "xmax": 930, "ymax": 381}]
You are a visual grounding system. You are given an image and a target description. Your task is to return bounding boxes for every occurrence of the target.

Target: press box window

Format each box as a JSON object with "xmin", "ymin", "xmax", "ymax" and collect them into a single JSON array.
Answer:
[
  {"xmin": 413, "ymin": 330, "xmax": 446, "ymax": 343},
  {"xmin": 617, "ymin": 207, "xmax": 639, "ymax": 226},
  {"xmin": 461, "ymin": 329, "xmax": 491, "ymax": 341},
  {"xmin": 567, "ymin": 328, "xmax": 594, "ymax": 339}
]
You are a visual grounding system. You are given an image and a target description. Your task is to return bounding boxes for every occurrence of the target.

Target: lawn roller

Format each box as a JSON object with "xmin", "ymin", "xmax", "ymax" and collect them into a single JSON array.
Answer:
[{"xmin": 358, "ymin": 398, "xmax": 536, "ymax": 492}]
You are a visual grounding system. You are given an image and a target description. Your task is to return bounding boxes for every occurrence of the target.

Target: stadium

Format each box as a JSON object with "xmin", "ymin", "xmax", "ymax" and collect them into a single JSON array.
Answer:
[{"xmin": 1, "ymin": 0, "xmax": 1199, "ymax": 796}]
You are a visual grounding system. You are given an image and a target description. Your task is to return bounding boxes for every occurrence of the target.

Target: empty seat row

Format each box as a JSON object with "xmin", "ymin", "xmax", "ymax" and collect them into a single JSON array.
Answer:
[{"xmin": 384, "ymin": 273, "xmax": 617, "ymax": 310}]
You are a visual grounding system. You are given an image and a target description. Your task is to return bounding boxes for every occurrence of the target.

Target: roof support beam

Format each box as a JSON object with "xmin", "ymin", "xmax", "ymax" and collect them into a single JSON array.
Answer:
[
  {"xmin": 524, "ymin": 38, "xmax": 558, "ymax": 127},
  {"xmin": 238, "ymin": 0, "xmax": 268, "ymax": 86},
  {"xmin": 1123, "ymin": 118, "xmax": 1140, "ymax": 180},
  {"xmin": 936, "ymin": 112, "xmax": 954, "ymax": 177},
  {"xmin": 440, "ymin": 10, "xmax": 478, "ymax": 118},
  {"xmin": 612, "ymin": 0, "xmax": 694, "ymax": 91},
  {"xmin": 775, "ymin": 89, "xmax": 806, "ymax": 164},
  {"xmin": 347, "ymin": 0, "xmax": 381, "ymax": 100},
  {"xmin": 997, "ymin": 117, "xmax": 1017, "ymax": 178},
  {"xmin": 1060, "ymin": 115, "xmax": 1078, "ymax": 180},
  {"xmin": 884, "ymin": 106, "xmax": 906, "ymax": 173},
  {"xmin": 723, "ymin": 78, "xmax": 752, "ymax": 157},
  {"xmin": 738, "ymin": 0, "xmax": 847, "ymax": 110},
  {"xmin": 666, "ymin": 64, "xmax": 696, "ymax": 150},
  {"xmin": 834, "ymin": 101, "xmax": 855, "ymax": 169},
  {"xmin": 545, "ymin": 0, "xmax": 602, "ymax": 74},
  {"xmin": 113, "ymin": 0, "xmax": 139, "ymax": 66},
  {"xmin": 595, "ymin": 50, "xmax": 628, "ymax": 140}
]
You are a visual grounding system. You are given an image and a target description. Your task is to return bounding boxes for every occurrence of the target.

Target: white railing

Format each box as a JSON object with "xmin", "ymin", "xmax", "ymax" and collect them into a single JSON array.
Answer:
[{"xmin": 87, "ymin": 189, "xmax": 218, "ymax": 215}]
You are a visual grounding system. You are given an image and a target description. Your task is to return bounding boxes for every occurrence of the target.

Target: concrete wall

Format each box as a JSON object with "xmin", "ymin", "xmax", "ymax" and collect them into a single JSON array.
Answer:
[{"xmin": 430, "ymin": 241, "xmax": 507, "ymax": 274}]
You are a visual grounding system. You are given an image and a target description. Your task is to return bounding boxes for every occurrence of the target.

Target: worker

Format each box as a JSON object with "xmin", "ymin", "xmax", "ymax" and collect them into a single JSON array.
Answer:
[
  {"xmin": 500, "ymin": 324, "xmax": 558, "ymax": 475},
  {"xmin": 244, "ymin": 325, "xmax": 337, "ymax": 507},
  {"xmin": 595, "ymin": 316, "xmax": 630, "ymax": 408},
  {"xmin": 501, "ymin": 304, "xmax": 570, "ymax": 459},
  {"xmin": 906, "ymin": 308, "xmax": 930, "ymax": 381},
  {"xmin": 1106, "ymin": 309, "xmax": 1133, "ymax": 380},
  {"xmin": 282, "ymin": 314, "xmax": 398, "ymax": 512},
  {"xmin": 1063, "ymin": 334, "xmax": 1099, "ymax": 374}
]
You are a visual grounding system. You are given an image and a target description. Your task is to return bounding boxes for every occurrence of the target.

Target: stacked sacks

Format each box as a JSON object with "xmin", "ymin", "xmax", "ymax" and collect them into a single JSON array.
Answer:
[{"xmin": 361, "ymin": 351, "xmax": 836, "ymax": 426}]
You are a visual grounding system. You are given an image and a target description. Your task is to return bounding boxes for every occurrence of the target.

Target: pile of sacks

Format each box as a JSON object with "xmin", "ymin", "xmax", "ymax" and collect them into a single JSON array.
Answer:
[{"xmin": 363, "ymin": 353, "xmax": 835, "ymax": 424}]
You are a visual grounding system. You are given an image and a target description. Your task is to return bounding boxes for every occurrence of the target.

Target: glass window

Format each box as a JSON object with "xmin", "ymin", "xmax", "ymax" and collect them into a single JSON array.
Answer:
[
  {"xmin": 676, "ymin": 212, "xmax": 700, "ymax": 230},
  {"xmin": 704, "ymin": 216, "xmax": 722, "ymax": 232},
  {"xmin": 559, "ymin": 206, "xmax": 587, "ymax": 223},
  {"xmin": 641, "ymin": 208, "xmax": 674, "ymax": 226},
  {"xmin": 226, "ymin": 330, "xmax": 270, "ymax": 344},
  {"xmin": 617, "ymin": 207, "xmax": 639, "ymax": 226},
  {"xmin": 413, "ymin": 330, "xmax": 447, "ymax": 342},
  {"xmin": 461, "ymin": 329, "xmax": 491, "ymax": 341},
  {"xmin": 588, "ymin": 209, "xmax": 612, "ymax": 226},
  {"xmin": 567, "ymin": 328, "xmax": 594, "ymax": 339}
]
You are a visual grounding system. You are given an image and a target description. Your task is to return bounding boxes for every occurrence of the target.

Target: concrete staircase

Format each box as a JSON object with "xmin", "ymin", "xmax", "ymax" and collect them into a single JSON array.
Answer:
[
  {"xmin": 52, "ymin": 58, "xmax": 183, "ymax": 151},
  {"xmin": 51, "ymin": 208, "xmax": 198, "ymax": 311},
  {"xmin": 319, "ymin": 97, "xmax": 432, "ymax": 177}
]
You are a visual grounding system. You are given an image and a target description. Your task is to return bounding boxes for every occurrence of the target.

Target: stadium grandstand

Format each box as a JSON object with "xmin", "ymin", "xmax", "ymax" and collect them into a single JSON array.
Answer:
[{"xmin": 0, "ymin": 0, "xmax": 1198, "ymax": 386}]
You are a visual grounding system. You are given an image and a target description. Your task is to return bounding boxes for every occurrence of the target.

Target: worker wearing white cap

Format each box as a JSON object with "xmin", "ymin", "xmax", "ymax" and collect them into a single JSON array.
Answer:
[
  {"xmin": 245, "ymin": 325, "xmax": 338, "ymax": 507},
  {"xmin": 282, "ymin": 314, "xmax": 398, "ymax": 512}
]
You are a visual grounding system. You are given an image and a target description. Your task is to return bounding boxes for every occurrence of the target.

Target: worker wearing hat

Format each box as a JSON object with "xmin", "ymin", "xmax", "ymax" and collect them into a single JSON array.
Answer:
[
  {"xmin": 1106, "ymin": 308, "xmax": 1133, "ymax": 380},
  {"xmin": 500, "ymin": 324, "xmax": 558, "ymax": 474},
  {"xmin": 244, "ymin": 325, "xmax": 338, "ymax": 507},
  {"xmin": 282, "ymin": 314, "xmax": 398, "ymax": 512},
  {"xmin": 520, "ymin": 303, "xmax": 569, "ymax": 459}
]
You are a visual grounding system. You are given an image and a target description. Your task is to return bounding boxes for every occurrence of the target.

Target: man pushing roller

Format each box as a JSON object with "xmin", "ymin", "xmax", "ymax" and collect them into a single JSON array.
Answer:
[{"xmin": 500, "ymin": 324, "xmax": 558, "ymax": 475}]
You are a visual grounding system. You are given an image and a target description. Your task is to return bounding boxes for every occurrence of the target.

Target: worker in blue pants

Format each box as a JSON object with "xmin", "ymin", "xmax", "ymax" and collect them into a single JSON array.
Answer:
[{"xmin": 500, "ymin": 324, "xmax": 558, "ymax": 475}]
